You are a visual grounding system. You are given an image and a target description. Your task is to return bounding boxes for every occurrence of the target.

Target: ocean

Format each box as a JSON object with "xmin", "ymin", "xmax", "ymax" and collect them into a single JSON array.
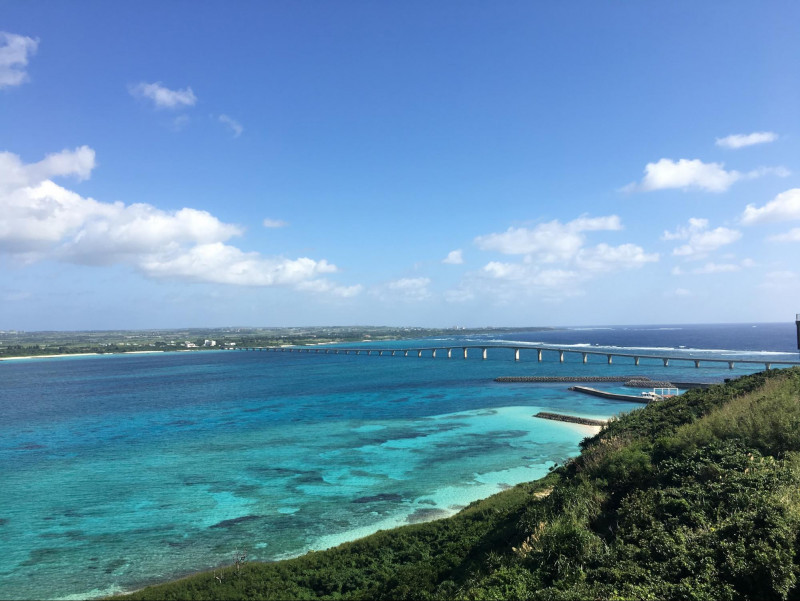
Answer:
[{"xmin": 0, "ymin": 323, "xmax": 798, "ymax": 600}]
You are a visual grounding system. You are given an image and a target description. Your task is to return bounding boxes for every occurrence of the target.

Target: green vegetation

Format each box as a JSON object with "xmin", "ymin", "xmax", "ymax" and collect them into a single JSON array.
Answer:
[
  {"xmin": 0, "ymin": 326, "xmax": 551, "ymax": 358},
  {"xmin": 120, "ymin": 368, "xmax": 800, "ymax": 600}
]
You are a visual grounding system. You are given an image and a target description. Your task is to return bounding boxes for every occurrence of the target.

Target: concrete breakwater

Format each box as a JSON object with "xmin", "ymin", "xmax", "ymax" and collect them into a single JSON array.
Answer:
[
  {"xmin": 495, "ymin": 376, "xmax": 637, "ymax": 383},
  {"xmin": 568, "ymin": 386, "xmax": 650, "ymax": 403},
  {"xmin": 495, "ymin": 375, "xmax": 710, "ymax": 389},
  {"xmin": 534, "ymin": 412, "xmax": 608, "ymax": 427},
  {"xmin": 622, "ymin": 378, "xmax": 678, "ymax": 388}
]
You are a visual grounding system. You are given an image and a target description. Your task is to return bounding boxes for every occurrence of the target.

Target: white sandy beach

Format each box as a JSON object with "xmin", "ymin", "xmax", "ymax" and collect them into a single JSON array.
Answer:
[{"xmin": 0, "ymin": 350, "xmax": 165, "ymax": 361}]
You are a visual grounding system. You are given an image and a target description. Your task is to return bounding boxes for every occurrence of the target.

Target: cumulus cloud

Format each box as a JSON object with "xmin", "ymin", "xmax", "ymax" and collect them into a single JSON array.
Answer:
[
  {"xmin": 716, "ymin": 132, "xmax": 778, "ymax": 149},
  {"xmin": 442, "ymin": 249, "xmax": 463, "ymax": 264},
  {"xmin": 130, "ymin": 82, "xmax": 197, "ymax": 109},
  {"xmin": 263, "ymin": 218, "xmax": 288, "ymax": 228},
  {"xmin": 0, "ymin": 146, "xmax": 357, "ymax": 295},
  {"xmin": 138, "ymin": 243, "xmax": 336, "ymax": 286},
  {"xmin": 219, "ymin": 114, "xmax": 243, "ymax": 137},
  {"xmin": 0, "ymin": 32, "xmax": 38, "ymax": 88},
  {"xmin": 295, "ymin": 279, "xmax": 363, "ymax": 298},
  {"xmin": 451, "ymin": 263, "xmax": 583, "ymax": 304},
  {"xmin": 662, "ymin": 218, "xmax": 741, "ymax": 258},
  {"xmin": 623, "ymin": 158, "xmax": 787, "ymax": 193},
  {"xmin": 741, "ymin": 188, "xmax": 800, "ymax": 225},
  {"xmin": 474, "ymin": 215, "xmax": 622, "ymax": 262},
  {"xmin": 768, "ymin": 227, "xmax": 800, "ymax": 243},
  {"xmin": 448, "ymin": 214, "xmax": 657, "ymax": 303}
]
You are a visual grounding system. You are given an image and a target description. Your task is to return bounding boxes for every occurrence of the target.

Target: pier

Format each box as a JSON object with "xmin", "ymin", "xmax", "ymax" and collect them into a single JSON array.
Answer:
[
  {"xmin": 567, "ymin": 386, "xmax": 653, "ymax": 403},
  {"xmin": 236, "ymin": 344, "xmax": 800, "ymax": 371}
]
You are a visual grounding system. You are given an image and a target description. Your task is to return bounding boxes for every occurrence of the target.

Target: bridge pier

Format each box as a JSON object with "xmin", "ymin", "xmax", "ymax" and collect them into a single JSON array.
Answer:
[
  {"xmin": 514, "ymin": 348, "xmax": 520, "ymax": 361},
  {"xmin": 537, "ymin": 349, "xmax": 542, "ymax": 362},
  {"xmin": 607, "ymin": 354, "xmax": 613, "ymax": 365},
  {"xmin": 728, "ymin": 361, "xmax": 734, "ymax": 369},
  {"xmin": 634, "ymin": 356, "xmax": 639, "ymax": 366},
  {"xmin": 432, "ymin": 349, "xmax": 437, "ymax": 358},
  {"xmin": 559, "ymin": 351, "xmax": 564, "ymax": 363},
  {"xmin": 447, "ymin": 348, "xmax": 452, "ymax": 359},
  {"xmin": 662, "ymin": 358, "xmax": 669, "ymax": 366},
  {"xmin": 404, "ymin": 350, "xmax": 409, "ymax": 357},
  {"xmin": 463, "ymin": 347, "xmax": 468, "ymax": 359},
  {"xmin": 482, "ymin": 348, "xmax": 488, "ymax": 360},
  {"xmin": 582, "ymin": 353, "xmax": 588, "ymax": 363},
  {"xmin": 417, "ymin": 350, "xmax": 423, "ymax": 358},
  {"xmin": 765, "ymin": 363, "xmax": 771, "ymax": 370},
  {"xmin": 694, "ymin": 360, "xmax": 700, "ymax": 368}
]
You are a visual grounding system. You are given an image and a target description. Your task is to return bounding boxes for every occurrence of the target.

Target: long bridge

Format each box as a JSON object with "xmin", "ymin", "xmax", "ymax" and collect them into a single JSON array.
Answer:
[{"xmin": 236, "ymin": 344, "xmax": 800, "ymax": 371}]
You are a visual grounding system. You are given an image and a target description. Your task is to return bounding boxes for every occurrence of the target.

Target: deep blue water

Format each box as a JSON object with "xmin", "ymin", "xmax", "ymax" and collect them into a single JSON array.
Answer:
[{"xmin": 0, "ymin": 323, "xmax": 797, "ymax": 599}]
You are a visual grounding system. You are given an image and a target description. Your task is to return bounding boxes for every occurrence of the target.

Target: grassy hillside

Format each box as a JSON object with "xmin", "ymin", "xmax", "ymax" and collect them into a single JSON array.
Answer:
[{"xmin": 120, "ymin": 368, "xmax": 800, "ymax": 600}]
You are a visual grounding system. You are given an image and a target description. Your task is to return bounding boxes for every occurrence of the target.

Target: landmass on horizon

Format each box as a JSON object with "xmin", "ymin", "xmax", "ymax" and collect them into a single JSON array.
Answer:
[{"xmin": 0, "ymin": 325, "xmax": 554, "ymax": 359}]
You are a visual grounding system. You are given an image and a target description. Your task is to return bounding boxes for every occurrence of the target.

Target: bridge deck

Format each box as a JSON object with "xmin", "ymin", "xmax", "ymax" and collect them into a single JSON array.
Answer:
[{"xmin": 235, "ymin": 344, "xmax": 800, "ymax": 370}]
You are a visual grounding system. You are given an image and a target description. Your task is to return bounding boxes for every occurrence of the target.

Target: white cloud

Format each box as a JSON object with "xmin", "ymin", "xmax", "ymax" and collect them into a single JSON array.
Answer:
[
  {"xmin": 263, "ymin": 218, "xmax": 288, "ymax": 228},
  {"xmin": 576, "ymin": 243, "xmax": 659, "ymax": 272},
  {"xmin": 442, "ymin": 249, "xmax": 463, "ymax": 264},
  {"xmin": 456, "ymin": 214, "xmax": 656, "ymax": 302},
  {"xmin": 0, "ymin": 147, "xmax": 357, "ymax": 295},
  {"xmin": 663, "ymin": 218, "xmax": 741, "ymax": 258},
  {"xmin": 689, "ymin": 259, "xmax": 754, "ymax": 275},
  {"xmin": 474, "ymin": 215, "xmax": 622, "ymax": 261},
  {"xmin": 693, "ymin": 263, "xmax": 741, "ymax": 274},
  {"xmin": 768, "ymin": 227, "xmax": 800, "ymax": 243},
  {"xmin": 0, "ymin": 32, "xmax": 38, "ymax": 88},
  {"xmin": 0, "ymin": 146, "xmax": 96, "ymax": 193},
  {"xmin": 673, "ymin": 288, "xmax": 692, "ymax": 297},
  {"xmin": 661, "ymin": 218, "xmax": 709, "ymax": 241},
  {"xmin": 60, "ymin": 204, "xmax": 243, "ymax": 264},
  {"xmin": 139, "ymin": 243, "xmax": 336, "ymax": 286},
  {"xmin": 295, "ymin": 279, "xmax": 363, "ymax": 298},
  {"xmin": 374, "ymin": 277, "xmax": 432, "ymax": 302},
  {"xmin": 624, "ymin": 158, "xmax": 787, "ymax": 193},
  {"xmin": 219, "ymin": 114, "xmax": 243, "ymax": 137},
  {"xmin": 130, "ymin": 82, "xmax": 197, "ymax": 109},
  {"xmin": 716, "ymin": 132, "xmax": 778, "ymax": 149},
  {"xmin": 741, "ymin": 188, "xmax": 800, "ymax": 225},
  {"xmin": 455, "ymin": 263, "xmax": 582, "ymax": 304}
]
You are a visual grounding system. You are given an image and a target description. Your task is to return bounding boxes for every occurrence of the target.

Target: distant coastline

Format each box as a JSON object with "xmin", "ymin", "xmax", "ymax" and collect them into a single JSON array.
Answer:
[{"xmin": 0, "ymin": 350, "xmax": 166, "ymax": 361}]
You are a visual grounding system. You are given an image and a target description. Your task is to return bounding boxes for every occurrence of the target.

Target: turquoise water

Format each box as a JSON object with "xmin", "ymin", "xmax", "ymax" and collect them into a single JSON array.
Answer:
[{"xmin": 0, "ymin": 327, "xmax": 794, "ymax": 599}]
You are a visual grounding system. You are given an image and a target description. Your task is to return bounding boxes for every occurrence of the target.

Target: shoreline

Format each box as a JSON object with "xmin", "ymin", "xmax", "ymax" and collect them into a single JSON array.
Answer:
[
  {"xmin": 0, "ymin": 350, "xmax": 168, "ymax": 361},
  {"xmin": 106, "ymin": 408, "xmax": 600, "ymax": 600},
  {"xmin": 111, "ymin": 462, "xmax": 562, "ymax": 599}
]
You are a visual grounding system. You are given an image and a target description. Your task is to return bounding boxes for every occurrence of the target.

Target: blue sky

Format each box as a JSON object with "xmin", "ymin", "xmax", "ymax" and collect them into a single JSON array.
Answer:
[{"xmin": 2, "ymin": 2, "xmax": 800, "ymax": 330}]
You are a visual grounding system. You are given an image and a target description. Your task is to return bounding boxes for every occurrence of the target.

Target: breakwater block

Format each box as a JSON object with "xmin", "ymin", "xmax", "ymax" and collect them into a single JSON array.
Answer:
[
  {"xmin": 534, "ymin": 412, "xmax": 607, "ymax": 427},
  {"xmin": 623, "ymin": 378, "xmax": 675, "ymax": 388},
  {"xmin": 495, "ymin": 376, "xmax": 640, "ymax": 383}
]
